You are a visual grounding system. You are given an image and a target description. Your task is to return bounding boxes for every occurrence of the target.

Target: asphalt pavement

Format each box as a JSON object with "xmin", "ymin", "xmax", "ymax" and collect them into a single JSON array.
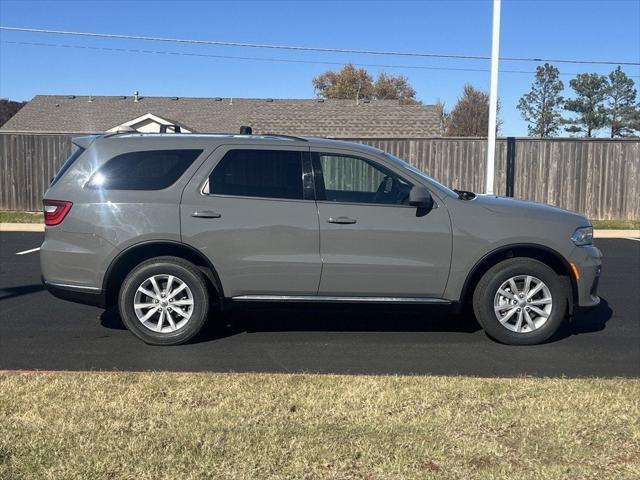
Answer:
[{"xmin": 1, "ymin": 231, "xmax": 638, "ymax": 377}]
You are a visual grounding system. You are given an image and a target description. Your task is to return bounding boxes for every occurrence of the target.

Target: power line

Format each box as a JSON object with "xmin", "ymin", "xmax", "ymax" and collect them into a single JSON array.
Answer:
[
  {"xmin": 1, "ymin": 25, "xmax": 639, "ymax": 66},
  {"xmin": 4, "ymin": 40, "xmax": 639, "ymax": 78},
  {"xmin": 0, "ymin": 40, "xmax": 514, "ymax": 73}
]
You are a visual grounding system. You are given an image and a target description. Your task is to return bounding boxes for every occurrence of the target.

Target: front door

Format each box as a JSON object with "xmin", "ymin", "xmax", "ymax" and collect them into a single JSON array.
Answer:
[
  {"xmin": 313, "ymin": 150, "xmax": 452, "ymax": 298},
  {"xmin": 181, "ymin": 145, "xmax": 321, "ymax": 297}
]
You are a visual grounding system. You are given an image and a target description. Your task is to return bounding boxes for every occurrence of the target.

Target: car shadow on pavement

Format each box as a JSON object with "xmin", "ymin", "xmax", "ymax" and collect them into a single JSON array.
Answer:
[
  {"xmin": 100, "ymin": 299, "xmax": 613, "ymax": 345},
  {"xmin": 0, "ymin": 284, "xmax": 45, "ymax": 301},
  {"xmin": 101, "ymin": 303, "xmax": 481, "ymax": 344},
  {"xmin": 548, "ymin": 298, "xmax": 613, "ymax": 342}
]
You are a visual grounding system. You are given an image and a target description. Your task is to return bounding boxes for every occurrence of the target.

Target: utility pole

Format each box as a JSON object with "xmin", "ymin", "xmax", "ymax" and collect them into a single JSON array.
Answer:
[{"xmin": 485, "ymin": 0, "xmax": 501, "ymax": 194}]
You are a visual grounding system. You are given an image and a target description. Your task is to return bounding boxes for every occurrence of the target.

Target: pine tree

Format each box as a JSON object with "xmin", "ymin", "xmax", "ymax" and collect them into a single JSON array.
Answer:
[
  {"xmin": 563, "ymin": 73, "xmax": 608, "ymax": 137},
  {"xmin": 517, "ymin": 63, "xmax": 564, "ymax": 137},
  {"xmin": 605, "ymin": 66, "xmax": 638, "ymax": 138}
]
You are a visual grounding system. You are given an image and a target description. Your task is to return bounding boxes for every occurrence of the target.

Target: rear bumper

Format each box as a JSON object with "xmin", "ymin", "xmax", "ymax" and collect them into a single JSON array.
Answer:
[
  {"xmin": 40, "ymin": 231, "xmax": 115, "ymax": 292},
  {"xmin": 42, "ymin": 277, "xmax": 106, "ymax": 308}
]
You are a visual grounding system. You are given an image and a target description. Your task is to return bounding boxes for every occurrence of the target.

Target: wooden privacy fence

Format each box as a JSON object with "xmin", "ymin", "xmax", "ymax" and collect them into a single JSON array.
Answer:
[
  {"xmin": 1, "ymin": 133, "xmax": 639, "ymax": 219},
  {"xmin": 350, "ymin": 137, "xmax": 640, "ymax": 220},
  {"xmin": 1, "ymin": 133, "xmax": 74, "ymax": 212}
]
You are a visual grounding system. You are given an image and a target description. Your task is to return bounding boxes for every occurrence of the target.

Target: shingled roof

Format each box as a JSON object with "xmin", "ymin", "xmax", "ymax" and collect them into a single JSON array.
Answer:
[{"xmin": 0, "ymin": 95, "xmax": 440, "ymax": 138}]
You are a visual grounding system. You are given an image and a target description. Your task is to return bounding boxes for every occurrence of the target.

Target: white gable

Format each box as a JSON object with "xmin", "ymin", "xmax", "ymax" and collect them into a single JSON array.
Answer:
[{"xmin": 107, "ymin": 113, "xmax": 191, "ymax": 133}]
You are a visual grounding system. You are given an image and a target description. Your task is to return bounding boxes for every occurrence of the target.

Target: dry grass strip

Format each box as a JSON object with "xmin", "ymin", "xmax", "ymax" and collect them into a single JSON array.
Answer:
[{"xmin": 1, "ymin": 371, "xmax": 638, "ymax": 479}]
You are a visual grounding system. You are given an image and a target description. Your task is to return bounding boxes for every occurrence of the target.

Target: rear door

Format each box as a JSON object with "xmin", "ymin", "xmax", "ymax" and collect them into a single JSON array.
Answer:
[
  {"xmin": 181, "ymin": 144, "xmax": 321, "ymax": 297},
  {"xmin": 312, "ymin": 149, "xmax": 452, "ymax": 298}
]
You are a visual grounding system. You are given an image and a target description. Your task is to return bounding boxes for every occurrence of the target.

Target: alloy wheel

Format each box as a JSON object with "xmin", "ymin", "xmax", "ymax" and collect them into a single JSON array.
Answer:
[
  {"xmin": 133, "ymin": 274, "xmax": 194, "ymax": 333},
  {"xmin": 493, "ymin": 275, "xmax": 553, "ymax": 333}
]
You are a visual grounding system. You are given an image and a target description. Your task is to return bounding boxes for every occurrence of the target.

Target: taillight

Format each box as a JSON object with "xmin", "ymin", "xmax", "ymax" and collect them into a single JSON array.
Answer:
[{"xmin": 43, "ymin": 200, "xmax": 73, "ymax": 226}]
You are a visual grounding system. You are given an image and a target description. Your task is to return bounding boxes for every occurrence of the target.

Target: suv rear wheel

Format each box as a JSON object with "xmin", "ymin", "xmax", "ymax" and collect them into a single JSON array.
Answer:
[
  {"xmin": 472, "ymin": 258, "xmax": 567, "ymax": 345},
  {"xmin": 119, "ymin": 256, "xmax": 210, "ymax": 345}
]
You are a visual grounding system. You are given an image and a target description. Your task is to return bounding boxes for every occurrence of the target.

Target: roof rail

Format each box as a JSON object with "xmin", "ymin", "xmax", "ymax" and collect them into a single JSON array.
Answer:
[
  {"xmin": 98, "ymin": 131, "xmax": 309, "ymax": 141},
  {"xmin": 262, "ymin": 133, "xmax": 308, "ymax": 142},
  {"xmin": 99, "ymin": 126, "xmax": 139, "ymax": 139},
  {"xmin": 159, "ymin": 124, "xmax": 181, "ymax": 133}
]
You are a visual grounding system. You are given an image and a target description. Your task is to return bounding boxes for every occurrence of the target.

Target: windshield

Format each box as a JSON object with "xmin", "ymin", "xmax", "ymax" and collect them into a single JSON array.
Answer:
[{"xmin": 381, "ymin": 151, "xmax": 458, "ymax": 197}]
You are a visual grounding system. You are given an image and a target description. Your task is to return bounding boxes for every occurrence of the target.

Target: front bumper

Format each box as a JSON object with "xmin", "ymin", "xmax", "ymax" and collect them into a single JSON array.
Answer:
[{"xmin": 570, "ymin": 245, "xmax": 602, "ymax": 308}]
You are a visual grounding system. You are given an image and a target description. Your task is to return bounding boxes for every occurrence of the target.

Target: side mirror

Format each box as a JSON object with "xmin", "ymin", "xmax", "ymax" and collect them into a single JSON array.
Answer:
[{"xmin": 409, "ymin": 186, "xmax": 434, "ymax": 209}]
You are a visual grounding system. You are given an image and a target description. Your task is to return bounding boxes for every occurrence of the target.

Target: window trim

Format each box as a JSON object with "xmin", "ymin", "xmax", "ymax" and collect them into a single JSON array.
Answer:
[
  {"xmin": 200, "ymin": 188, "xmax": 316, "ymax": 204},
  {"xmin": 311, "ymin": 151, "xmax": 417, "ymax": 208},
  {"xmin": 201, "ymin": 148, "xmax": 312, "ymax": 203}
]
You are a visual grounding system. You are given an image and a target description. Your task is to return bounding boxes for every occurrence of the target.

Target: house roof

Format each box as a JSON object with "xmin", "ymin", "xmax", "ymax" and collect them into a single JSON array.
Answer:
[{"xmin": 0, "ymin": 95, "xmax": 440, "ymax": 138}]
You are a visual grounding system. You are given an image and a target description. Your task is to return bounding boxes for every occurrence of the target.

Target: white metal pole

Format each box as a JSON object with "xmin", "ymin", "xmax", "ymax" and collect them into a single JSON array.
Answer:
[{"xmin": 485, "ymin": 0, "xmax": 501, "ymax": 194}]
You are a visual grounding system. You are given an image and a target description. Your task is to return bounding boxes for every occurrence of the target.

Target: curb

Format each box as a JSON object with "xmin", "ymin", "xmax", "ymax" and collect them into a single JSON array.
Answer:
[
  {"xmin": 594, "ymin": 229, "xmax": 639, "ymax": 238},
  {"xmin": 0, "ymin": 223, "xmax": 45, "ymax": 232},
  {"xmin": 0, "ymin": 223, "xmax": 638, "ymax": 238}
]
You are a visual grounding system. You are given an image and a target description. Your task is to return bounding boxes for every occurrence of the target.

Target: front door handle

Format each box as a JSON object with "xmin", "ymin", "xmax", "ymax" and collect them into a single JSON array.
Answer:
[
  {"xmin": 327, "ymin": 216, "xmax": 357, "ymax": 225},
  {"xmin": 191, "ymin": 210, "xmax": 222, "ymax": 219}
]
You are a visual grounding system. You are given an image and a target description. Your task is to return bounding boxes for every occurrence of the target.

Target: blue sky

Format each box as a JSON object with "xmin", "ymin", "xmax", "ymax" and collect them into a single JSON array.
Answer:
[{"xmin": 0, "ymin": 0, "xmax": 638, "ymax": 136}]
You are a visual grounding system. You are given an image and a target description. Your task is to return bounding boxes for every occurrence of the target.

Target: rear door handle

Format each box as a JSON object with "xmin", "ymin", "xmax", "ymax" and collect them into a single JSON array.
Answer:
[
  {"xmin": 327, "ymin": 216, "xmax": 357, "ymax": 224},
  {"xmin": 191, "ymin": 210, "xmax": 222, "ymax": 219}
]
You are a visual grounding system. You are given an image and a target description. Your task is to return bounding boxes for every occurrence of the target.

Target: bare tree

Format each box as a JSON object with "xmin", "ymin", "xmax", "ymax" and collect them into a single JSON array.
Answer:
[
  {"xmin": 373, "ymin": 73, "xmax": 418, "ymax": 104},
  {"xmin": 0, "ymin": 99, "xmax": 27, "ymax": 127},
  {"xmin": 313, "ymin": 64, "xmax": 418, "ymax": 104},
  {"xmin": 446, "ymin": 85, "xmax": 499, "ymax": 137},
  {"xmin": 434, "ymin": 99, "xmax": 449, "ymax": 136},
  {"xmin": 313, "ymin": 64, "xmax": 374, "ymax": 101}
]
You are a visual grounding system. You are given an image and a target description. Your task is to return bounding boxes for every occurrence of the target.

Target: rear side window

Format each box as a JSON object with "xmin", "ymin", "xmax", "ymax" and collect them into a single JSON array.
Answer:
[
  {"xmin": 208, "ymin": 149, "xmax": 303, "ymax": 200},
  {"xmin": 51, "ymin": 147, "xmax": 85, "ymax": 186},
  {"xmin": 87, "ymin": 149, "xmax": 202, "ymax": 190}
]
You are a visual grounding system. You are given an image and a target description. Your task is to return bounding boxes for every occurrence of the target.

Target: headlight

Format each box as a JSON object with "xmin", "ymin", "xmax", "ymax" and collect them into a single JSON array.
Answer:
[{"xmin": 571, "ymin": 226, "xmax": 593, "ymax": 246}]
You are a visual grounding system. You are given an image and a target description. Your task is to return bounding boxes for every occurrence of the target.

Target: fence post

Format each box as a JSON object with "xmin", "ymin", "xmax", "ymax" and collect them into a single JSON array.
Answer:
[{"xmin": 506, "ymin": 136, "xmax": 516, "ymax": 197}]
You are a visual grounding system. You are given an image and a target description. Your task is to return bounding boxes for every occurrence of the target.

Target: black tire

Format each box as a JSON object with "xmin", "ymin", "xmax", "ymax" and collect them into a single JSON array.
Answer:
[
  {"xmin": 472, "ymin": 258, "xmax": 567, "ymax": 345},
  {"xmin": 119, "ymin": 256, "xmax": 210, "ymax": 345}
]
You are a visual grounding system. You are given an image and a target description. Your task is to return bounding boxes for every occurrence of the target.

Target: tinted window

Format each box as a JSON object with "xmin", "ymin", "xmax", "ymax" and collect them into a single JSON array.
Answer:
[
  {"xmin": 209, "ymin": 149, "xmax": 303, "ymax": 200},
  {"xmin": 88, "ymin": 149, "xmax": 202, "ymax": 190},
  {"xmin": 51, "ymin": 147, "xmax": 85, "ymax": 186},
  {"xmin": 317, "ymin": 154, "xmax": 412, "ymax": 205}
]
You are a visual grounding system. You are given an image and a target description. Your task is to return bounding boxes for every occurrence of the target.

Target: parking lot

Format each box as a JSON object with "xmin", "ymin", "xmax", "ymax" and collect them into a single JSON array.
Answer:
[{"xmin": 0, "ymin": 231, "xmax": 638, "ymax": 377}]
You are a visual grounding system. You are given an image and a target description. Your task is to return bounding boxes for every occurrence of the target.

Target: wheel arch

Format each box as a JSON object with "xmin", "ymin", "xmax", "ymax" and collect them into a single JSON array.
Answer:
[
  {"xmin": 459, "ymin": 243, "xmax": 577, "ymax": 313},
  {"xmin": 103, "ymin": 240, "xmax": 224, "ymax": 308}
]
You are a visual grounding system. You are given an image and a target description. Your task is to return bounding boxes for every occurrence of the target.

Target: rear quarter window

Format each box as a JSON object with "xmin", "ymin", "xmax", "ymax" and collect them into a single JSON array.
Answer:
[
  {"xmin": 87, "ymin": 149, "xmax": 202, "ymax": 190},
  {"xmin": 50, "ymin": 147, "xmax": 85, "ymax": 186}
]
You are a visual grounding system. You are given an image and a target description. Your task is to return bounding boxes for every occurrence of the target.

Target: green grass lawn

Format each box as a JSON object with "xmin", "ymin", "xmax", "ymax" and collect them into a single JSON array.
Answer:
[
  {"xmin": 591, "ymin": 219, "xmax": 640, "ymax": 230},
  {"xmin": 0, "ymin": 211, "xmax": 43, "ymax": 223},
  {"xmin": 1, "ymin": 372, "xmax": 638, "ymax": 479}
]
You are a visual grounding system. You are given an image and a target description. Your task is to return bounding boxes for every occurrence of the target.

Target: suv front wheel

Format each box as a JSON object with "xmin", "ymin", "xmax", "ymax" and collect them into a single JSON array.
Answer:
[
  {"xmin": 119, "ymin": 256, "xmax": 210, "ymax": 345},
  {"xmin": 472, "ymin": 258, "xmax": 567, "ymax": 345}
]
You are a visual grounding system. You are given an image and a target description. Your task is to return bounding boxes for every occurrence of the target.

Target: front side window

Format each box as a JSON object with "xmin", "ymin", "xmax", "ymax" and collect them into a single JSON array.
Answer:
[
  {"xmin": 316, "ymin": 153, "xmax": 412, "ymax": 205},
  {"xmin": 87, "ymin": 149, "xmax": 202, "ymax": 190},
  {"xmin": 208, "ymin": 149, "xmax": 303, "ymax": 200}
]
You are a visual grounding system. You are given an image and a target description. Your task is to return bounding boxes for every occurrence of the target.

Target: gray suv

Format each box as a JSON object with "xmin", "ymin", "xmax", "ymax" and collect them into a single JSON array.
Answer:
[{"xmin": 41, "ymin": 133, "xmax": 602, "ymax": 346}]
